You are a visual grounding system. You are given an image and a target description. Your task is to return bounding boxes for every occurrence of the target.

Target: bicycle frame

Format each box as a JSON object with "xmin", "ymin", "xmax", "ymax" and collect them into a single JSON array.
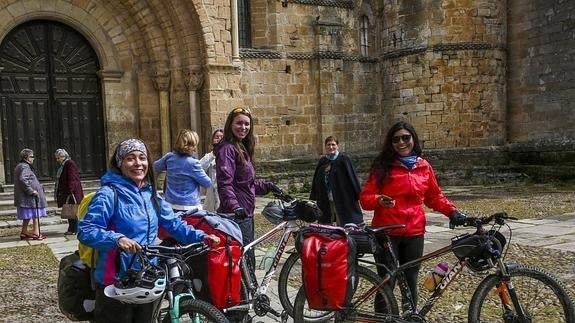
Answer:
[
  {"xmin": 350, "ymin": 228, "xmax": 523, "ymax": 322},
  {"xmin": 222, "ymin": 218, "xmax": 300, "ymax": 315},
  {"xmin": 352, "ymin": 234, "xmax": 497, "ymax": 321}
]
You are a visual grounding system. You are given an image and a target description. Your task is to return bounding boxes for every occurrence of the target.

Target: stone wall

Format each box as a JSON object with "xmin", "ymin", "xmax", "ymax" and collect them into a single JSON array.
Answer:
[
  {"xmin": 507, "ymin": 0, "xmax": 575, "ymax": 143},
  {"xmin": 0, "ymin": 0, "xmax": 574, "ymax": 186}
]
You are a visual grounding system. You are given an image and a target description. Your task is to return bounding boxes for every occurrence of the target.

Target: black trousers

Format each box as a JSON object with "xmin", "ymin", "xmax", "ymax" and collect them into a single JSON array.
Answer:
[
  {"xmin": 235, "ymin": 216, "xmax": 255, "ymax": 274},
  {"xmin": 374, "ymin": 235, "xmax": 425, "ymax": 309},
  {"xmin": 67, "ymin": 218, "xmax": 78, "ymax": 233}
]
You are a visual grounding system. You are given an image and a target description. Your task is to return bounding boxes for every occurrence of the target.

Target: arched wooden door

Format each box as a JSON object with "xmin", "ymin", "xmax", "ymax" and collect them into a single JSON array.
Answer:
[{"xmin": 0, "ymin": 20, "xmax": 106, "ymax": 183}]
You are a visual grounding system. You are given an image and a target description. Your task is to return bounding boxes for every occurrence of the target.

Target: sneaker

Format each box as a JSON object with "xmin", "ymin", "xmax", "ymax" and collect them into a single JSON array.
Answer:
[{"xmin": 64, "ymin": 231, "xmax": 76, "ymax": 236}]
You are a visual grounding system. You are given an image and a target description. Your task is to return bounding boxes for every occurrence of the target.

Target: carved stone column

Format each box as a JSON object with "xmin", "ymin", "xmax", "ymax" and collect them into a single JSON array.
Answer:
[
  {"xmin": 153, "ymin": 70, "xmax": 171, "ymax": 154},
  {"xmin": 230, "ymin": 0, "xmax": 240, "ymax": 64},
  {"xmin": 186, "ymin": 70, "xmax": 204, "ymax": 152}
]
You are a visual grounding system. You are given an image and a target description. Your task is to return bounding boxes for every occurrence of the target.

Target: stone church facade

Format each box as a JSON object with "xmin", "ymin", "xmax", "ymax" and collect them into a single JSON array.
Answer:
[{"xmin": 0, "ymin": 0, "xmax": 573, "ymax": 186}]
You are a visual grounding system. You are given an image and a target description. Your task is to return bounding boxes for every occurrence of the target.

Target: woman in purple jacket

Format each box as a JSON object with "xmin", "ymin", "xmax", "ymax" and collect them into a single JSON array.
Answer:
[
  {"xmin": 215, "ymin": 107, "xmax": 281, "ymax": 274},
  {"xmin": 54, "ymin": 149, "xmax": 84, "ymax": 235}
]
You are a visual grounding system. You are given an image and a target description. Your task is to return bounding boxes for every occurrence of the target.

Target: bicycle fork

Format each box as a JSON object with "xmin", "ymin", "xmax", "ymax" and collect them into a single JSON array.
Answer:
[{"xmin": 495, "ymin": 260, "xmax": 529, "ymax": 322}]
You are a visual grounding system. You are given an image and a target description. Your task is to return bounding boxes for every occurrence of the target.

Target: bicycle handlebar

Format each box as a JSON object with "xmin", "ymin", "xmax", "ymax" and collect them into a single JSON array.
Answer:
[
  {"xmin": 142, "ymin": 242, "xmax": 209, "ymax": 258},
  {"xmin": 271, "ymin": 188, "xmax": 295, "ymax": 203},
  {"xmin": 455, "ymin": 212, "xmax": 518, "ymax": 228}
]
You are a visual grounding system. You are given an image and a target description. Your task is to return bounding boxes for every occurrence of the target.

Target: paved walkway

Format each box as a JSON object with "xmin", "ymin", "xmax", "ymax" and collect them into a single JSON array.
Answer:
[{"xmin": 1, "ymin": 197, "xmax": 575, "ymax": 322}]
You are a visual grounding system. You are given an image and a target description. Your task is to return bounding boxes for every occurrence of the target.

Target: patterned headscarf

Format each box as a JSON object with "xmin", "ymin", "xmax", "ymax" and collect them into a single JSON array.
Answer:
[{"xmin": 115, "ymin": 139, "xmax": 147, "ymax": 167}]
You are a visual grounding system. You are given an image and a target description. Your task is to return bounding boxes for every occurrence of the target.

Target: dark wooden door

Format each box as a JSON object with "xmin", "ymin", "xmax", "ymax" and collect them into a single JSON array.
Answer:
[{"xmin": 0, "ymin": 20, "xmax": 106, "ymax": 183}]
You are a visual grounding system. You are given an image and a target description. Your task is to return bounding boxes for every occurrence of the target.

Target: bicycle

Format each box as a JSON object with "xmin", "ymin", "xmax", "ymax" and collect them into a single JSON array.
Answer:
[
  {"xmin": 293, "ymin": 212, "xmax": 575, "ymax": 322},
  {"xmin": 218, "ymin": 189, "xmax": 323, "ymax": 322},
  {"xmin": 138, "ymin": 242, "xmax": 229, "ymax": 323}
]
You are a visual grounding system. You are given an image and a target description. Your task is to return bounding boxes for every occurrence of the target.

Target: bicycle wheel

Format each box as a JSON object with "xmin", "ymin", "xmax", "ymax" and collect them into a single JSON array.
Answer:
[
  {"xmin": 277, "ymin": 251, "xmax": 333, "ymax": 322},
  {"xmin": 293, "ymin": 265, "xmax": 399, "ymax": 322},
  {"xmin": 469, "ymin": 263, "xmax": 575, "ymax": 322},
  {"xmin": 161, "ymin": 298, "xmax": 229, "ymax": 323}
]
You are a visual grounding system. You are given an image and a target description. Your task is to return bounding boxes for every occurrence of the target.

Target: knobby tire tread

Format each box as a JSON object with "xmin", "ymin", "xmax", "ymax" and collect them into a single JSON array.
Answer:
[{"xmin": 468, "ymin": 264, "xmax": 575, "ymax": 323}]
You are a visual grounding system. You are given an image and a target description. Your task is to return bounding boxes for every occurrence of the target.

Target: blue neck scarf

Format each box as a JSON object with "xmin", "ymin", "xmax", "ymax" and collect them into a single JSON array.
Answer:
[
  {"xmin": 326, "ymin": 151, "xmax": 339, "ymax": 161},
  {"xmin": 399, "ymin": 155, "xmax": 418, "ymax": 169}
]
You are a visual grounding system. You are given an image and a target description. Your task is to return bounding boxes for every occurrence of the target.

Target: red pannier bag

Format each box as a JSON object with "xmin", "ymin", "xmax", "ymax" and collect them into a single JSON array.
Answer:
[
  {"xmin": 296, "ymin": 223, "xmax": 358, "ymax": 310},
  {"xmin": 159, "ymin": 211, "xmax": 243, "ymax": 310}
]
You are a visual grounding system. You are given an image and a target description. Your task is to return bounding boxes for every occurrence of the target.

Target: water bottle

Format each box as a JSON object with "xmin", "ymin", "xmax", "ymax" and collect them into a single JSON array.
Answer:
[
  {"xmin": 166, "ymin": 258, "xmax": 180, "ymax": 281},
  {"xmin": 423, "ymin": 261, "xmax": 449, "ymax": 291},
  {"xmin": 260, "ymin": 246, "xmax": 276, "ymax": 271}
]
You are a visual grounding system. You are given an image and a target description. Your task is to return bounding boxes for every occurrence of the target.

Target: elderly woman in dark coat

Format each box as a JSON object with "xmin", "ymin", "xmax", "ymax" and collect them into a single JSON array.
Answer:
[
  {"xmin": 55, "ymin": 148, "xmax": 84, "ymax": 235},
  {"xmin": 14, "ymin": 148, "xmax": 48, "ymax": 240}
]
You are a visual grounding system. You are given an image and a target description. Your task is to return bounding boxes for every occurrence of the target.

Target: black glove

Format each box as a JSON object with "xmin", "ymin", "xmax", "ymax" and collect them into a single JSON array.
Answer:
[
  {"xmin": 234, "ymin": 207, "xmax": 248, "ymax": 220},
  {"xmin": 449, "ymin": 210, "xmax": 467, "ymax": 229},
  {"xmin": 270, "ymin": 183, "xmax": 283, "ymax": 195}
]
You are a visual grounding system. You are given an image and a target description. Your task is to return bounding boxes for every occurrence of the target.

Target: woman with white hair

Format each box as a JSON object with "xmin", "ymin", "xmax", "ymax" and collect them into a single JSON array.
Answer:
[
  {"xmin": 13, "ymin": 148, "xmax": 48, "ymax": 240},
  {"xmin": 54, "ymin": 148, "xmax": 84, "ymax": 235}
]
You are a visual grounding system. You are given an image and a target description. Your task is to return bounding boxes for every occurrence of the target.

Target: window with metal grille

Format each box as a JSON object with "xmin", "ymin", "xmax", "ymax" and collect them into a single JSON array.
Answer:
[
  {"xmin": 360, "ymin": 15, "xmax": 369, "ymax": 56},
  {"xmin": 238, "ymin": 0, "xmax": 252, "ymax": 48}
]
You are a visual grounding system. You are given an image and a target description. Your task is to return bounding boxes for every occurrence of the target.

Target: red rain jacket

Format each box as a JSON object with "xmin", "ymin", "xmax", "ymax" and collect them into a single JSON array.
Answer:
[{"xmin": 359, "ymin": 158, "xmax": 456, "ymax": 237}]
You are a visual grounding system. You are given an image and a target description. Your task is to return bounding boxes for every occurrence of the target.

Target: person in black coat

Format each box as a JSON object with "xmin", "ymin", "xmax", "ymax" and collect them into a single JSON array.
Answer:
[
  {"xmin": 55, "ymin": 149, "xmax": 84, "ymax": 235},
  {"xmin": 310, "ymin": 136, "xmax": 364, "ymax": 226}
]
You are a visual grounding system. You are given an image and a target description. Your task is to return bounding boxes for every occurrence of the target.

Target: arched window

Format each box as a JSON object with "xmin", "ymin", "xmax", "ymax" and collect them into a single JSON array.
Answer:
[
  {"xmin": 360, "ymin": 15, "xmax": 369, "ymax": 56},
  {"xmin": 238, "ymin": 0, "xmax": 252, "ymax": 48}
]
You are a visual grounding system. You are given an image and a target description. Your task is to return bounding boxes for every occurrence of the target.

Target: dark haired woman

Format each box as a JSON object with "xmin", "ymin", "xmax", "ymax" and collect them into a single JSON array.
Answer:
[
  {"xmin": 215, "ymin": 108, "xmax": 280, "ymax": 278},
  {"xmin": 359, "ymin": 121, "xmax": 466, "ymax": 308},
  {"xmin": 310, "ymin": 135, "xmax": 364, "ymax": 226}
]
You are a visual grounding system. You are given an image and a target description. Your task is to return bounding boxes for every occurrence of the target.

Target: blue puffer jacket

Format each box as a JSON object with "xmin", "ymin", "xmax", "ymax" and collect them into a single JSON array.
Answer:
[
  {"xmin": 153, "ymin": 151, "xmax": 211, "ymax": 208},
  {"xmin": 78, "ymin": 170, "xmax": 206, "ymax": 285}
]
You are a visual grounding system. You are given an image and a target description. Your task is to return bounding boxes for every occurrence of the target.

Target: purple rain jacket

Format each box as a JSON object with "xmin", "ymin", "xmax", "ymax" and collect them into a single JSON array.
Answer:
[{"xmin": 215, "ymin": 140, "xmax": 274, "ymax": 215}]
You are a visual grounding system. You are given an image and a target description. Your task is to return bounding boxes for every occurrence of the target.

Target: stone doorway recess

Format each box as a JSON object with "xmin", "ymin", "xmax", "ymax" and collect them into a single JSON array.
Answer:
[{"xmin": 0, "ymin": 20, "xmax": 106, "ymax": 183}]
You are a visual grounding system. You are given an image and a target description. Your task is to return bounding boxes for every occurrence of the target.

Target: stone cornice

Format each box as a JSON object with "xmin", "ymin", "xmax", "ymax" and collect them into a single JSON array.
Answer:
[
  {"xmin": 284, "ymin": 0, "xmax": 354, "ymax": 9},
  {"xmin": 240, "ymin": 48, "xmax": 377, "ymax": 63},
  {"xmin": 382, "ymin": 42, "xmax": 507, "ymax": 60}
]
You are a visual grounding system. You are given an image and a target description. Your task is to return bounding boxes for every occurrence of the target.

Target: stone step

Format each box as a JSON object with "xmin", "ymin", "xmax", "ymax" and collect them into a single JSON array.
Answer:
[{"xmin": 0, "ymin": 179, "xmax": 102, "ymax": 214}]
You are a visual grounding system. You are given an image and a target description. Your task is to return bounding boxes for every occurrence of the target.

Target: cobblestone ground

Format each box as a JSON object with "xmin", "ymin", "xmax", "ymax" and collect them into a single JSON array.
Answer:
[{"xmin": 1, "ymin": 185, "xmax": 574, "ymax": 323}]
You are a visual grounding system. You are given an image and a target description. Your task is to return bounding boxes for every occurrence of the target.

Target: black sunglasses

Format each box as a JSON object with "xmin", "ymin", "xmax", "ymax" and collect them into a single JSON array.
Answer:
[{"xmin": 391, "ymin": 134, "xmax": 412, "ymax": 144}]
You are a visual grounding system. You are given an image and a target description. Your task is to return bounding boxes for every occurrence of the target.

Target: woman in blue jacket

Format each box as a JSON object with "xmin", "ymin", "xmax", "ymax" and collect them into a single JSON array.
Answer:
[
  {"xmin": 78, "ymin": 138, "xmax": 219, "ymax": 323},
  {"xmin": 153, "ymin": 129, "xmax": 211, "ymax": 212}
]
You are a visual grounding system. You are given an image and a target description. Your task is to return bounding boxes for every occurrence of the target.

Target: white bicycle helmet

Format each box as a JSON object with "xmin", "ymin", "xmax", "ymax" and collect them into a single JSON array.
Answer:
[{"xmin": 104, "ymin": 258, "xmax": 166, "ymax": 304}]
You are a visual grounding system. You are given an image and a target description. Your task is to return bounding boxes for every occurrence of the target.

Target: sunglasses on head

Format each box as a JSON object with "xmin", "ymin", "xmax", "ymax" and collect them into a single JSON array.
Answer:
[
  {"xmin": 232, "ymin": 107, "xmax": 251, "ymax": 115},
  {"xmin": 391, "ymin": 134, "xmax": 412, "ymax": 144}
]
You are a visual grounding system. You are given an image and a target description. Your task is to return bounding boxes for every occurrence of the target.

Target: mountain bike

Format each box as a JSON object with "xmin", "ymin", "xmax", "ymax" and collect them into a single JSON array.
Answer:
[
  {"xmin": 293, "ymin": 212, "xmax": 575, "ymax": 322},
  {"xmin": 141, "ymin": 242, "xmax": 229, "ymax": 323},
  {"xmin": 219, "ymin": 189, "xmax": 322, "ymax": 322}
]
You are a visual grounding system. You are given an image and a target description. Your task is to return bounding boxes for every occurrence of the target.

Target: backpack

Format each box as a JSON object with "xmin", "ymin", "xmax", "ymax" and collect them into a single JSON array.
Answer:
[
  {"xmin": 57, "ymin": 251, "xmax": 96, "ymax": 321},
  {"xmin": 57, "ymin": 186, "xmax": 117, "ymax": 321},
  {"xmin": 78, "ymin": 187, "xmax": 118, "ymax": 267},
  {"xmin": 159, "ymin": 211, "xmax": 243, "ymax": 310},
  {"xmin": 296, "ymin": 223, "xmax": 358, "ymax": 310}
]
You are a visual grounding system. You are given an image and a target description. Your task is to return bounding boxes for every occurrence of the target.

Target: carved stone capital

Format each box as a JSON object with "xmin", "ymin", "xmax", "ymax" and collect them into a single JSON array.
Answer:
[
  {"xmin": 153, "ymin": 70, "xmax": 171, "ymax": 91},
  {"xmin": 186, "ymin": 70, "xmax": 204, "ymax": 91},
  {"xmin": 97, "ymin": 70, "xmax": 124, "ymax": 82}
]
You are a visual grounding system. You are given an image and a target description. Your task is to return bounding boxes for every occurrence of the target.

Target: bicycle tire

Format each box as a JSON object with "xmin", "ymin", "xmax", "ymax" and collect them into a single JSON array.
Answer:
[
  {"xmin": 468, "ymin": 263, "xmax": 575, "ymax": 323},
  {"xmin": 292, "ymin": 265, "xmax": 399, "ymax": 322},
  {"xmin": 161, "ymin": 298, "xmax": 229, "ymax": 323}
]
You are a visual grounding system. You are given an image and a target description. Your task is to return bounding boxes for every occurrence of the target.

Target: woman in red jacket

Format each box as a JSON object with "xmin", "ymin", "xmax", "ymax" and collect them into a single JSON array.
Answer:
[{"xmin": 359, "ymin": 121, "xmax": 466, "ymax": 308}]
